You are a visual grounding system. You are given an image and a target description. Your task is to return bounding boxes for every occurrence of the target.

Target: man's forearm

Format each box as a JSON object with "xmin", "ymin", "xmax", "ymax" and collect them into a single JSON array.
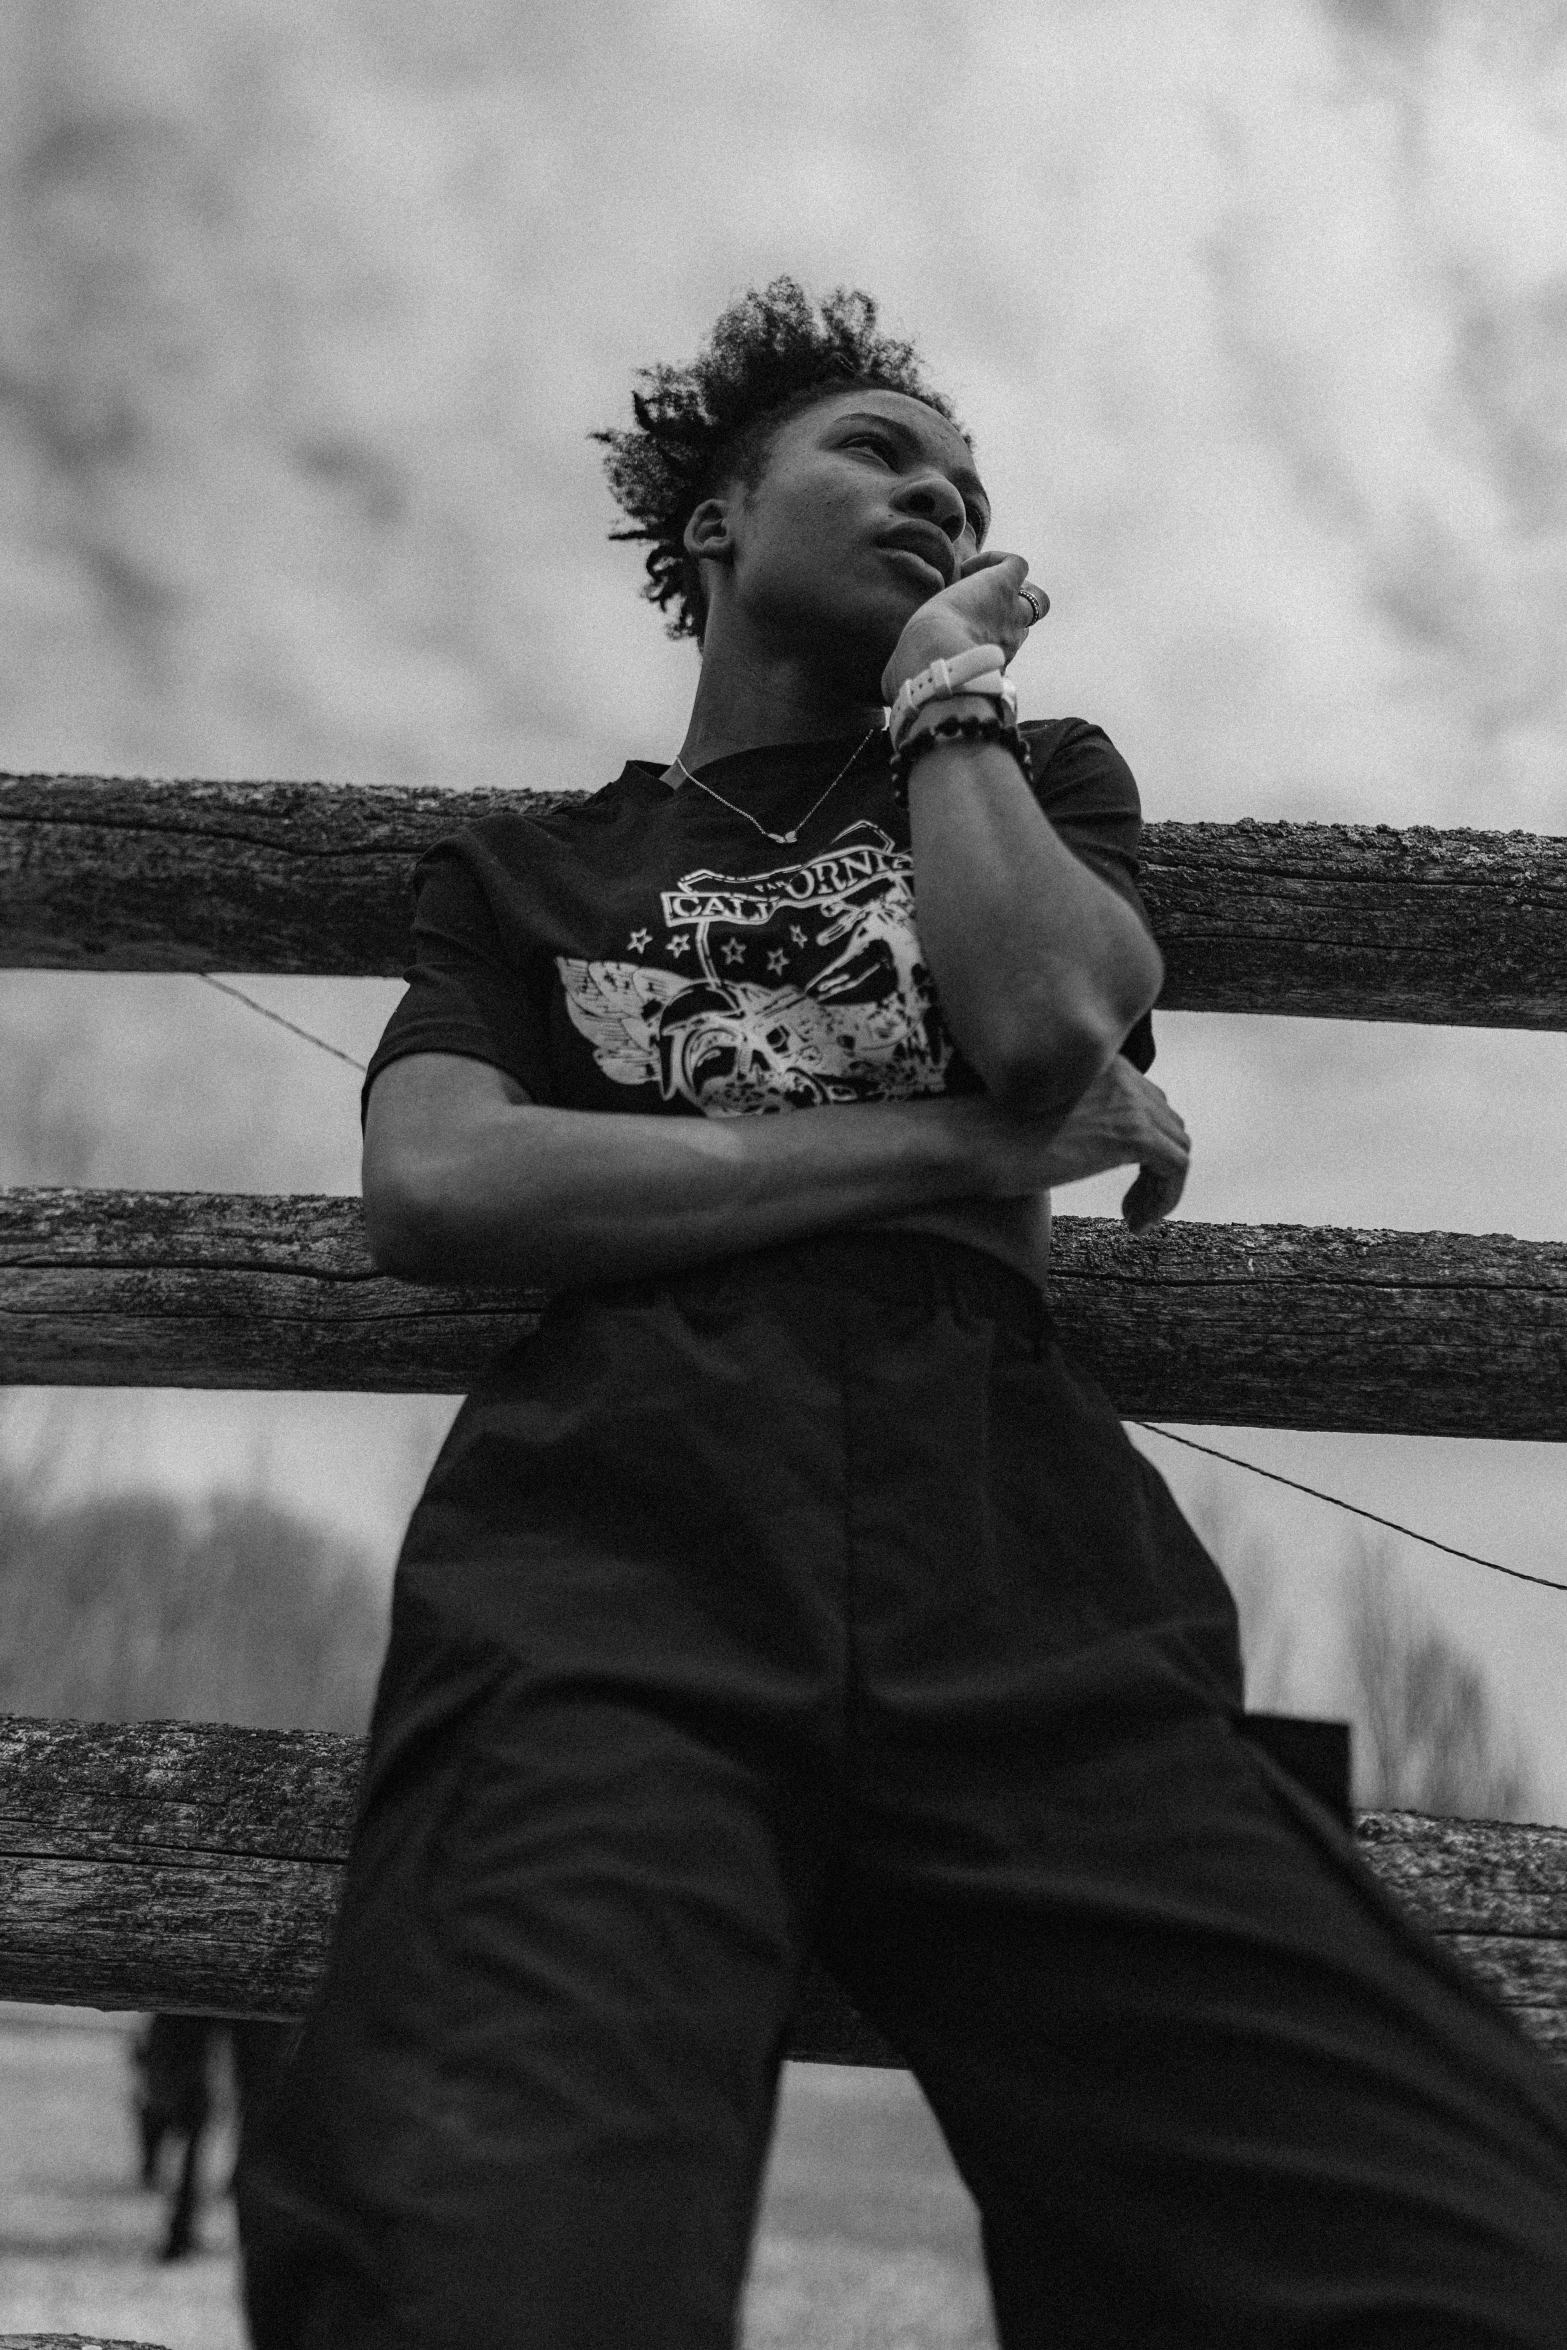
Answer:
[
  {"xmin": 367, "ymin": 1088, "xmax": 1004, "ymax": 1290},
  {"xmin": 907, "ymin": 733, "xmax": 1163, "ymax": 1114}
]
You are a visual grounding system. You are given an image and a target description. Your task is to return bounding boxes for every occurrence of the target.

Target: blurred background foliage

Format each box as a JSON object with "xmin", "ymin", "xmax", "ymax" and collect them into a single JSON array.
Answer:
[
  {"xmin": 0, "ymin": 1465, "xmax": 384, "ymax": 1733},
  {"xmin": 1196, "ymin": 1475, "xmax": 1537, "ymax": 1819}
]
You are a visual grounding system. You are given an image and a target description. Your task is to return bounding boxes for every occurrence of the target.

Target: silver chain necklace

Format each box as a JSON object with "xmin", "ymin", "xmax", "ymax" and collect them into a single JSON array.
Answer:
[{"xmin": 669, "ymin": 725, "xmax": 882, "ymax": 845}]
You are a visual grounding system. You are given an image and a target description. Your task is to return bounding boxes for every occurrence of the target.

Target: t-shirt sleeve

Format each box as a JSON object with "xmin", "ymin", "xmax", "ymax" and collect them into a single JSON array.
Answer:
[
  {"xmin": 1023, "ymin": 717, "xmax": 1158, "ymax": 1072},
  {"xmin": 360, "ymin": 835, "xmax": 555, "ymax": 1124}
]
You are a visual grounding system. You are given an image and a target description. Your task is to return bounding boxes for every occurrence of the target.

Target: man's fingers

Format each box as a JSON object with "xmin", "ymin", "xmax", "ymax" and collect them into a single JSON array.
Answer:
[
  {"xmin": 951, "ymin": 550, "xmax": 1032, "ymax": 658},
  {"xmin": 1121, "ymin": 1147, "xmax": 1189, "ymax": 1231},
  {"xmin": 959, "ymin": 549, "xmax": 1028, "ymax": 583},
  {"xmin": 1132, "ymin": 1109, "xmax": 1189, "ymax": 1166},
  {"xmin": 1144, "ymin": 1108, "xmax": 1188, "ymax": 1156},
  {"xmin": 1121, "ymin": 1168, "xmax": 1159, "ymax": 1228},
  {"xmin": 1121, "ymin": 1168, "xmax": 1181, "ymax": 1231},
  {"xmin": 1118, "ymin": 1068, "xmax": 1187, "ymax": 1154}
]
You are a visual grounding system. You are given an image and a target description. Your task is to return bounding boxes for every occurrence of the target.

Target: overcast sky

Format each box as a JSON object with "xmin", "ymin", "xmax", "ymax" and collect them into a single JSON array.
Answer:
[{"xmin": 1, "ymin": 0, "xmax": 1564, "ymax": 1806}]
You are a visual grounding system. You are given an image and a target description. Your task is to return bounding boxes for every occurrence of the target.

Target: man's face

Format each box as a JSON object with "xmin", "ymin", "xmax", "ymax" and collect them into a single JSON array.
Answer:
[{"xmin": 708, "ymin": 388, "xmax": 993, "ymax": 690}]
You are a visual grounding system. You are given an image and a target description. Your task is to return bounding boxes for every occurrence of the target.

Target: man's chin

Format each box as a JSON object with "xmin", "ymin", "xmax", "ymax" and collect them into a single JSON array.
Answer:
[
  {"xmin": 819, "ymin": 606, "xmax": 912, "ymax": 706},
  {"xmin": 756, "ymin": 587, "xmax": 914, "ymax": 706}
]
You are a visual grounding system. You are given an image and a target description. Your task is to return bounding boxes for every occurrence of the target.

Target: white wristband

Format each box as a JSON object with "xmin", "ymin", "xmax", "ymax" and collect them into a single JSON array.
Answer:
[
  {"xmin": 888, "ymin": 643, "xmax": 1003, "ymax": 733},
  {"xmin": 889, "ymin": 649, "xmax": 1016, "ymax": 749}
]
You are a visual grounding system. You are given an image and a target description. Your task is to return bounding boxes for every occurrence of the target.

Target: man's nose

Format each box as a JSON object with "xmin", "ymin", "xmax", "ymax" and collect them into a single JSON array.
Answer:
[{"xmin": 894, "ymin": 471, "xmax": 967, "ymax": 542}]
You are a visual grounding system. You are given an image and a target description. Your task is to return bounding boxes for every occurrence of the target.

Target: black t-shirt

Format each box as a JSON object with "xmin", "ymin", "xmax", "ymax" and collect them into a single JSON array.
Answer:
[{"xmin": 363, "ymin": 718, "xmax": 1156, "ymax": 1124}]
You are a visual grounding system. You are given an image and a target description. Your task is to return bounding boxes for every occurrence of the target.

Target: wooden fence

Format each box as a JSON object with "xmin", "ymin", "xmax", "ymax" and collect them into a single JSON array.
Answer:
[{"xmin": 1, "ymin": 773, "xmax": 1565, "ymax": 2076}]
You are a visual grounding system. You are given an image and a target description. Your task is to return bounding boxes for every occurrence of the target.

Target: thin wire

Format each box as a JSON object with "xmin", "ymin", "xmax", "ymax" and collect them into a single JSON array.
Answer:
[
  {"xmin": 196, "ymin": 975, "xmax": 367, "ymax": 1073},
  {"xmin": 183, "ymin": 973, "xmax": 1567, "ymax": 1599},
  {"xmin": 1133, "ymin": 1423, "xmax": 1567, "ymax": 1595}
]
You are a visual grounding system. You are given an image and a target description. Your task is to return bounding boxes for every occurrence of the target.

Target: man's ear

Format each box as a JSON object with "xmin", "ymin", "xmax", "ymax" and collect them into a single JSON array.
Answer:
[{"xmin": 683, "ymin": 495, "xmax": 736, "ymax": 566}]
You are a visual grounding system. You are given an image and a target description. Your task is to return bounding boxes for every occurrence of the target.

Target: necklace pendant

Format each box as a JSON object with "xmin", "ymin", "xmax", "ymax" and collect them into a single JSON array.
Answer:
[{"xmin": 669, "ymin": 724, "xmax": 880, "ymax": 850}]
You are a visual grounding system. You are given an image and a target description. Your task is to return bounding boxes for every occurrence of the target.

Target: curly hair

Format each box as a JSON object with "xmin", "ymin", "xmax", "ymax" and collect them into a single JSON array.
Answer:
[{"xmin": 593, "ymin": 277, "xmax": 965, "ymax": 641}]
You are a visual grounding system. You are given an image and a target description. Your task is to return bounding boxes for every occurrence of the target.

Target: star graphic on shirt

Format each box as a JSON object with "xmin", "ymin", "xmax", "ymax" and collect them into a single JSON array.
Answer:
[
  {"xmin": 766, "ymin": 948, "xmax": 788, "ymax": 975},
  {"xmin": 627, "ymin": 927, "xmax": 651, "ymax": 954},
  {"xmin": 720, "ymin": 937, "xmax": 745, "ymax": 967},
  {"xmin": 668, "ymin": 933, "xmax": 691, "ymax": 958},
  {"xmin": 789, "ymin": 925, "xmax": 808, "ymax": 947}
]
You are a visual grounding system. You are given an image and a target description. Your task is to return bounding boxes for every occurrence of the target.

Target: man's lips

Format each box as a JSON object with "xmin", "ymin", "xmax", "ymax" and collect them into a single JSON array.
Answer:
[{"xmin": 878, "ymin": 527, "xmax": 957, "ymax": 588}]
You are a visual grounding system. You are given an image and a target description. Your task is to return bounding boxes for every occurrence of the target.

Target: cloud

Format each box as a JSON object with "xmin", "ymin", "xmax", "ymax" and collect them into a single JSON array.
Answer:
[
  {"xmin": 0, "ymin": 0, "xmax": 1562, "ymax": 1786},
  {"xmin": 1186, "ymin": 0, "xmax": 1567, "ymax": 822},
  {"xmin": 1, "ymin": 0, "xmax": 1562, "ymax": 820}
]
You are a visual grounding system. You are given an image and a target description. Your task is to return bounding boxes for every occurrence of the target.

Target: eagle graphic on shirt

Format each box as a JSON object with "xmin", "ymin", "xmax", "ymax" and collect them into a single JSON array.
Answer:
[{"xmin": 557, "ymin": 821, "xmax": 955, "ymax": 1115}]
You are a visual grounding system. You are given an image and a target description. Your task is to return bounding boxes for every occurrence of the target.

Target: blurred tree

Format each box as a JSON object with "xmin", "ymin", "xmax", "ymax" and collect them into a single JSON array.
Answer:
[
  {"xmin": 1, "ymin": 905, "xmax": 389, "ymax": 1737},
  {"xmin": 0, "ymin": 958, "xmax": 114, "ymax": 1247},
  {"xmin": 0, "ymin": 1478, "xmax": 386, "ymax": 1733},
  {"xmin": 1182, "ymin": 1475, "xmax": 1298, "ymax": 1711},
  {"xmin": 1344, "ymin": 1536, "xmax": 1535, "ymax": 1820},
  {"xmin": 1185, "ymin": 1478, "xmax": 1536, "ymax": 1821},
  {"xmin": 0, "ymin": 989, "xmax": 104, "ymax": 1189},
  {"xmin": 0, "ymin": 980, "xmax": 103, "ymax": 1523}
]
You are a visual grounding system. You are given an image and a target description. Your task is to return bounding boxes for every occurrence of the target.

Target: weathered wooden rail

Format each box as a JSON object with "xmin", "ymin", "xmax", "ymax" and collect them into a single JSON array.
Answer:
[
  {"xmin": 0, "ymin": 2338, "xmax": 161, "ymax": 2349},
  {"xmin": 2, "ymin": 774, "xmax": 1565, "ymax": 2090},
  {"xmin": 4, "ymin": 775, "xmax": 1567, "ymax": 1025},
  {"xmin": 2, "ymin": 1188, "xmax": 1564, "ymax": 1437},
  {"xmin": 3, "ymin": 1716, "xmax": 1564, "ymax": 2067}
]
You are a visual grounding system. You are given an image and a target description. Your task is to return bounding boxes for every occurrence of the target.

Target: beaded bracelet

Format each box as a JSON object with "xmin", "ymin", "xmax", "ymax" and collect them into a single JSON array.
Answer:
[
  {"xmin": 887, "ymin": 643, "xmax": 1010, "ymax": 748},
  {"xmin": 888, "ymin": 709, "xmax": 1036, "ymax": 807}
]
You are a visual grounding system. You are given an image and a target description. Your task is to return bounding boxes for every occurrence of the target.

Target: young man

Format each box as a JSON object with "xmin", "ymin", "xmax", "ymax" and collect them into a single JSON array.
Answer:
[{"xmin": 240, "ymin": 280, "xmax": 1567, "ymax": 2348}]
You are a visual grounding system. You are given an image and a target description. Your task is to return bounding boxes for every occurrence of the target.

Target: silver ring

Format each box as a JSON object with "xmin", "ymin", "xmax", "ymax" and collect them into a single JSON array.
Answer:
[{"xmin": 1018, "ymin": 582, "xmax": 1049, "ymax": 627}]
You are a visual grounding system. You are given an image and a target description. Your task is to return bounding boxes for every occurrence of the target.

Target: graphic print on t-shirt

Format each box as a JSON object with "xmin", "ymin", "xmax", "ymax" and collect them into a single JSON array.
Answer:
[{"xmin": 556, "ymin": 820, "xmax": 954, "ymax": 1115}]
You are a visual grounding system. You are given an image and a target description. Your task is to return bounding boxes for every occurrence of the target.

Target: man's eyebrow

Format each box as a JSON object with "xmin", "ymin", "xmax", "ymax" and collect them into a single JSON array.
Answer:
[{"xmin": 831, "ymin": 409, "xmax": 991, "ymax": 515}]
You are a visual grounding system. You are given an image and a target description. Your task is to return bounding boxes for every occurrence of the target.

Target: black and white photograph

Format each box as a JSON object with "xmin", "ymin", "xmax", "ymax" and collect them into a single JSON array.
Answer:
[{"xmin": 2, "ymin": 4, "xmax": 1565, "ymax": 2345}]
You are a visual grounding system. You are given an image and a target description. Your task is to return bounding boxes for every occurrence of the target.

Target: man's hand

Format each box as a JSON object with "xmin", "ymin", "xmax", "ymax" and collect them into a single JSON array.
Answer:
[
  {"xmin": 881, "ymin": 550, "xmax": 1034, "ymax": 699},
  {"xmin": 978, "ymin": 1057, "xmax": 1191, "ymax": 1231}
]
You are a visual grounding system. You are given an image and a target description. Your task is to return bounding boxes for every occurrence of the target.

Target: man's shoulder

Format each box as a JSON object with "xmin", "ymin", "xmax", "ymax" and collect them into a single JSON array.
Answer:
[
  {"xmin": 416, "ymin": 767, "xmax": 660, "ymax": 879},
  {"xmin": 1021, "ymin": 716, "xmax": 1141, "ymax": 821}
]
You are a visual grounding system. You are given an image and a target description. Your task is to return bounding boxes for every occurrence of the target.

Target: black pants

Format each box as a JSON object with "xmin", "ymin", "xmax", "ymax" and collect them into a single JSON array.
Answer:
[{"xmin": 240, "ymin": 1234, "xmax": 1567, "ymax": 2348}]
